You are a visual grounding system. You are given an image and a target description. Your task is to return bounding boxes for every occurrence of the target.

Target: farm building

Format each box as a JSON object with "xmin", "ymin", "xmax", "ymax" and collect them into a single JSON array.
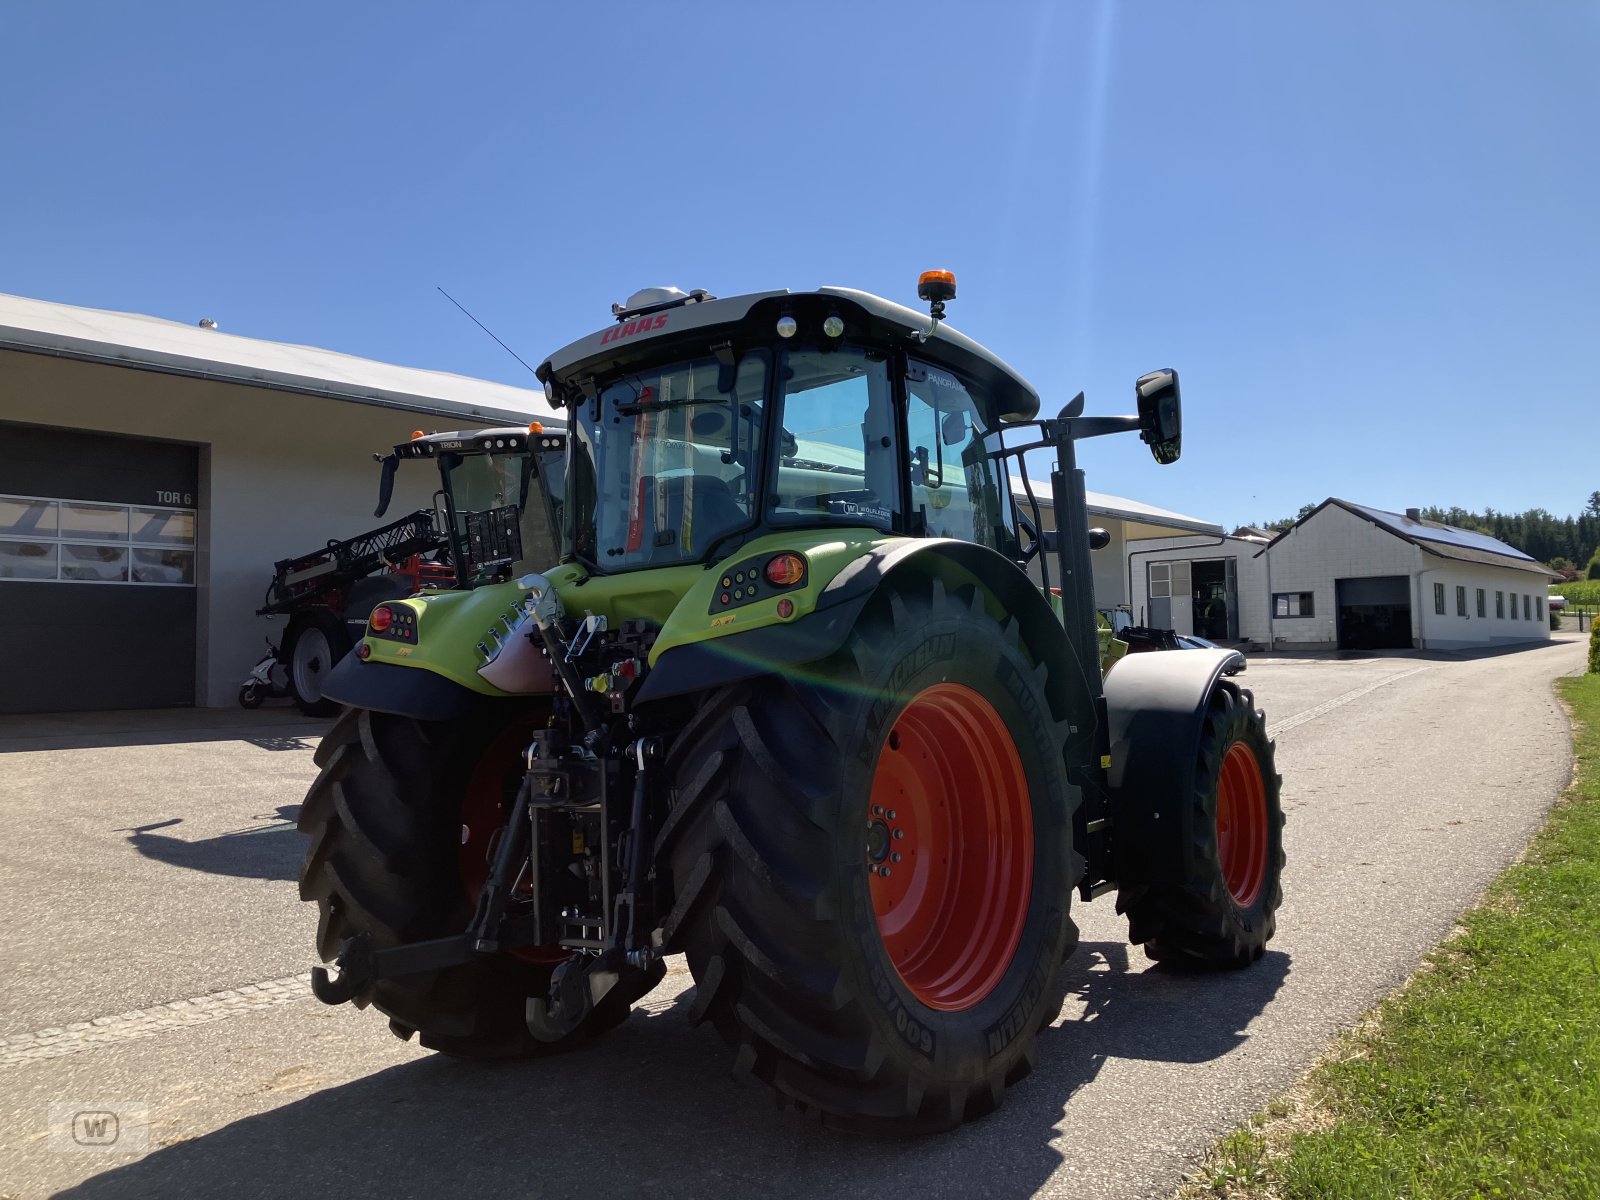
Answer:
[
  {"xmin": 1130, "ymin": 498, "xmax": 1559, "ymax": 652},
  {"xmin": 1008, "ymin": 477, "xmax": 1222, "ymax": 611},
  {"xmin": 1126, "ymin": 532, "xmax": 1272, "ymax": 643},
  {"xmin": 0, "ymin": 291, "xmax": 551, "ymax": 715}
]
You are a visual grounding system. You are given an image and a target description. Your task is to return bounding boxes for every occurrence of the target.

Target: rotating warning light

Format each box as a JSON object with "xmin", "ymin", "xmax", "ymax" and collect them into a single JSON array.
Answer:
[{"xmin": 917, "ymin": 270, "xmax": 956, "ymax": 304}]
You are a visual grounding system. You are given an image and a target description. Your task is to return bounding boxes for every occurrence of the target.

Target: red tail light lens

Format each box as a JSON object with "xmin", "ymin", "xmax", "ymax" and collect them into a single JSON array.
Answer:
[
  {"xmin": 369, "ymin": 606, "xmax": 394, "ymax": 633},
  {"xmin": 765, "ymin": 553, "xmax": 807, "ymax": 587}
]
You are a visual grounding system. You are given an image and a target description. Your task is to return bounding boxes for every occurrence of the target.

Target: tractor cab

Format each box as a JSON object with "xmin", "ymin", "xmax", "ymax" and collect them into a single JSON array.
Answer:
[
  {"xmin": 373, "ymin": 423, "xmax": 567, "ymax": 588},
  {"xmin": 535, "ymin": 281, "xmax": 1044, "ymax": 577}
]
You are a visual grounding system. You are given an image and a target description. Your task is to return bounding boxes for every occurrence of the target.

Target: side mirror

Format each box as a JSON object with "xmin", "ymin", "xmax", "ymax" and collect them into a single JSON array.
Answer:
[
  {"xmin": 1087, "ymin": 527, "xmax": 1111, "ymax": 550},
  {"xmin": 1136, "ymin": 369, "xmax": 1181, "ymax": 465},
  {"xmin": 941, "ymin": 410, "xmax": 967, "ymax": 446},
  {"xmin": 374, "ymin": 453, "xmax": 398, "ymax": 518}
]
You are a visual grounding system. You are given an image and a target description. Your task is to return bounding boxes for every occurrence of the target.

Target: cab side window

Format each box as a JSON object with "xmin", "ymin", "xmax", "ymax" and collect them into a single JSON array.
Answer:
[
  {"xmin": 905, "ymin": 360, "xmax": 1019, "ymax": 556},
  {"xmin": 772, "ymin": 346, "xmax": 897, "ymax": 530}
]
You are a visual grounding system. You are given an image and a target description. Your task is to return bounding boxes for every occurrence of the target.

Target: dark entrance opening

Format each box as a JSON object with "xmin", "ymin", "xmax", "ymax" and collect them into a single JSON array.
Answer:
[
  {"xmin": 1336, "ymin": 575, "xmax": 1412, "ymax": 650},
  {"xmin": 1192, "ymin": 559, "xmax": 1237, "ymax": 641}
]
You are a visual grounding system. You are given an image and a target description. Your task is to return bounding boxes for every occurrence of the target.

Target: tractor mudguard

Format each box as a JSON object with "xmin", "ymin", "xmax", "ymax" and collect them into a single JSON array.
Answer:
[
  {"xmin": 635, "ymin": 539, "xmax": 1088, "ymax": 730},
  {"xmin": 632, "ymin": 592, "xmax": 872, "ymax": 704},
  {"xmin": 319, "ymin": 654, "xmax": 477, "ymax": 721},
  {"xmin": 1102, "ymin": 648, "xmax": 1237, "ymax": 885}
]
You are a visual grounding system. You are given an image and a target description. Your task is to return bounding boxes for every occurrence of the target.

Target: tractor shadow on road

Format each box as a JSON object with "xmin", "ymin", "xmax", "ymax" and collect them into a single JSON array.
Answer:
[
  {"xmin": 118, "ymin": 806, "xmax": 303, "ymax": 882},
  {"xmin": 57, "ymin": 942, "xmax": 1291, "ymax": 1200}
]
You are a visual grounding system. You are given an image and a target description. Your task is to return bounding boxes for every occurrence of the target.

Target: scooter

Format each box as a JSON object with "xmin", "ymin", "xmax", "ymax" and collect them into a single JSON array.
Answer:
[{"xmin": 237, "ymin": 637, "xmax": 292, "ymax": 708}]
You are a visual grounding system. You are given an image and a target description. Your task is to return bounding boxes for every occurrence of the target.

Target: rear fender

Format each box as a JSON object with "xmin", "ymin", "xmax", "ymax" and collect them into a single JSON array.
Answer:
[
  {"xmin": 1102, "ymin": 649, "xmax": 1237, "ymax": 897},
  {"xmin": 637, "ymin": 539, "xmax": 1098, "ymax": 770},
  {"xmin": 319, "ymin": 654, "xmax": 479, "ymax": 721}
]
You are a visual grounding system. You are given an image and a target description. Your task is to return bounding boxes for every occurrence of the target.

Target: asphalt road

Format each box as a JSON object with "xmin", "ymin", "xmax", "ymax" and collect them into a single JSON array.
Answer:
[{"xmin": 1, "ymin": 633, "xmax": 1588, "ymax": 1199}]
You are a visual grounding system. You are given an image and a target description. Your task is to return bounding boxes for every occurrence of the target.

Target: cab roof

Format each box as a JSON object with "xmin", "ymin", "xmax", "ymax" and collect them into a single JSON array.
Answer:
[{"xmin": 536, "ymin": 287, "xmax": 1042, "ymax": 423}]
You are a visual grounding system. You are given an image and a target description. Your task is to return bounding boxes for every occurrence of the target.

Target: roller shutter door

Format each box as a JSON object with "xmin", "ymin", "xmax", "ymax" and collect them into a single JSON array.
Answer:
[
  {"xmin": 1335, "ymin": 575, "xmax": 1412, "ymax": 651},
  {"xmin": 0, "ymin": 422, "xmax": 199, "ymax": 713}
]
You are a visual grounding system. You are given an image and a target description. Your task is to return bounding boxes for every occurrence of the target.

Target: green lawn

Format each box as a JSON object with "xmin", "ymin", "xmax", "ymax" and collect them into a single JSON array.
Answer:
[{"xmin": 1183, "ymin": 674, "xmax": 1600, "ymax": 1200}]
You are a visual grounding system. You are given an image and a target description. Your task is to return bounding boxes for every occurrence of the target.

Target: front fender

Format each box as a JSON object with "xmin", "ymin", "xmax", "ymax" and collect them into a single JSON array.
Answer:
[{"xmin": 1103, "ymin": 648, "xmax": 1236, "ymax": 891}]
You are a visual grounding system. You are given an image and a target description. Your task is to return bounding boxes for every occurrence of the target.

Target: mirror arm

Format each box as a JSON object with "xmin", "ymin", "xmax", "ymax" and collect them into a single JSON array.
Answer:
[{"xmin": 1062, "ymin": 414, "xmax": 1141, "ymax": 441}]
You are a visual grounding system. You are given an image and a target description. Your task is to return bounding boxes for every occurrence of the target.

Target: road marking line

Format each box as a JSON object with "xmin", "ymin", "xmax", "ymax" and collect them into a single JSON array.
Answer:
[
  {"xmin": 1267, "ymin": 665, "xmax": 1434, "ymax": 739},
  {"xmin": 1, "ymin": 974, "xmax": 313, "ymax": 1069}
]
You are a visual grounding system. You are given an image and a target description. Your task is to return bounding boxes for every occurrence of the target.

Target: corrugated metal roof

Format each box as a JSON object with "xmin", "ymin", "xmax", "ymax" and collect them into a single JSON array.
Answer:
[
  {"xmin": 0, "ymin": 291, "xmax": 557, "ymax": 426},
  {"xmin": 1008, "ymin": 477, "xmax": 1222, "ymax": 535}
]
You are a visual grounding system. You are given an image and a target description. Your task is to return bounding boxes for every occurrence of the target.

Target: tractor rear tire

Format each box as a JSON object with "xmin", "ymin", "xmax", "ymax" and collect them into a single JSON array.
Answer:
[
  {"xmin": 659, "ymin": 576, "xmax": 1082, "ymax": 1133},
  {"xmin": 1121, "ymin": 685, "xmax": 1285, "ymax": 967},
  {"xmin": 298, "ymin": 706, "xmax": 661, "ymax": 1059},
  {"xmin": 286, "ymin": 610, "xmax": 350, "ymax": 718}
]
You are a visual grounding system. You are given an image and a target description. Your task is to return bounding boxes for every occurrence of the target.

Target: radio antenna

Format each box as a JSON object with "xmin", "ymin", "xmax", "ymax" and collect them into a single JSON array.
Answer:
[{"xmin": 436, "ymin": 286, "xmax": 539, "ymax": 377}]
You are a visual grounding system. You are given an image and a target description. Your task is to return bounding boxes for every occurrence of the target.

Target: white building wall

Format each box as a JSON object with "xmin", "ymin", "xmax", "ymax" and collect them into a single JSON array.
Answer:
[
  {"xmin": 1263, "ymin": 504, "xmax": 1423, "ymax": 648},
  {"xmin": 1414, "ymin": 560, "xmax": 1553, "ymax": 649},
  {"xmin": 1124, "ymin": 535, "xmax": 1272, "ymax": 641},
  {"xmin": 1, "ymin": 349, "xmax": 509, "ymax": 706}
]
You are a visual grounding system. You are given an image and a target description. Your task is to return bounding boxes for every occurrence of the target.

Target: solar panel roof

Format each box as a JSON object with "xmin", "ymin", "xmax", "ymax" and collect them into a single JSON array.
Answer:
[{"xmin": 1342, "ymin": 501, "xmax": 1534, "ymax": 561}]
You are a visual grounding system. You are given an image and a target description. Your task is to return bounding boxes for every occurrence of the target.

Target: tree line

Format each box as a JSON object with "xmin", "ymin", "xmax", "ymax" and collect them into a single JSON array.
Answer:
[{"xmin": 1260, "ymin": 492, "xmax": 1600, "ymax": 581}]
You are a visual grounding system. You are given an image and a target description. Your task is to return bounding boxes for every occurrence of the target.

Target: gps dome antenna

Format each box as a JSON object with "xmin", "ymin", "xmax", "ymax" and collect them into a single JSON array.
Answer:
[{"xmin": 437, "ymin": 286, "xmax": 539, "ymax": 377}]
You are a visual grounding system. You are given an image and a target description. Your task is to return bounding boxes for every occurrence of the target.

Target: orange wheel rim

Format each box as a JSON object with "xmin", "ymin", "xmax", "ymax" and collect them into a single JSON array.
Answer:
[
  {"xmin": 868, "ymin": 683, "xmax": 1033, "ymax": 1012},
  {"xmin": 1216, "ymin": 741, "xmax": 1268, "ymax": 907},
  {"xmin": 458, "ymin": 721, "xmax": 569, "ymax": 966}
]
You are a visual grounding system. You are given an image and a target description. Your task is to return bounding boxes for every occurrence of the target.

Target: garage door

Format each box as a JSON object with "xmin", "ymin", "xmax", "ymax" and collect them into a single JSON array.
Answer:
[
  {"xmin": 0, "ymin": 422, "xmax": 199, "ymax": 713},
  {"xmin": 1336, "ymin": 575, "xmax": 1412, "ymax": 651}
]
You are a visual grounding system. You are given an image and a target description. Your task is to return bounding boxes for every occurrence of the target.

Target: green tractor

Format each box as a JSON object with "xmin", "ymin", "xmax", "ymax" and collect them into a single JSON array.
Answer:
[{"xmin": 300, "ymin": 275, "xmax": 1284, "ymax": 1132}]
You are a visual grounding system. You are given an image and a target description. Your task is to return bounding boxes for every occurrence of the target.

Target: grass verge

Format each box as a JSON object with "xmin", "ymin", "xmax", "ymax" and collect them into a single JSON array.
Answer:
[{"xmin": 1181, "ymin": 674, "xmax": 1600, "ymax": 1200}]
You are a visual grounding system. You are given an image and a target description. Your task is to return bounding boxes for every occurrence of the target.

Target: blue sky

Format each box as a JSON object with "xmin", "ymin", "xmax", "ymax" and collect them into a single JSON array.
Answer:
[{"xmin": 2, "ymin": 3, "xmax": 1595, "ymax": 530}]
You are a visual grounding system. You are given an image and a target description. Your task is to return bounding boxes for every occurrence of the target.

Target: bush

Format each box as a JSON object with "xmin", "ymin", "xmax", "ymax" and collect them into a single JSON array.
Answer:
[
  {"xmin": 1588, "ymin": 550, "xmax": 1600, "ymax": 581},
  {"xmin": 1590, "ymin": 620, "xmax": 1600, "ymax": 675}
]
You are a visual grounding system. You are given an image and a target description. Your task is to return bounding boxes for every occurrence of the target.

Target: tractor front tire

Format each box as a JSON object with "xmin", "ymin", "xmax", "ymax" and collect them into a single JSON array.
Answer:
[
  {"xmin": 298, "ymin": 706, "xmax": 661, "ymax": 1059},
  {"xmin": 660, "ymin": 577, "xmax": 1082, "ymax": 1133},
  {"xmin": 1121, "ymin": 685, "xmax": 1285, "ymax": 967}
]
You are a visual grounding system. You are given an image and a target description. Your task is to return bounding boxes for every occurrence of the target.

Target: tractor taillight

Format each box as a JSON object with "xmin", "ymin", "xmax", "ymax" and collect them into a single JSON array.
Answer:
[
  {"xmin": 369, "ymin": 606, "xmax": 394, "ymax": 633},
  {"xmin": 765, "ymin": 553, "xmax": 807, "ymax": 587}
]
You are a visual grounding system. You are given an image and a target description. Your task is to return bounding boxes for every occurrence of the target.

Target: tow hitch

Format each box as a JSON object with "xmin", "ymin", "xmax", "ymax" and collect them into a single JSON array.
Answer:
[{"xmin": 310, "ymin": 735, "xmax": 666, "ymax": 1025}]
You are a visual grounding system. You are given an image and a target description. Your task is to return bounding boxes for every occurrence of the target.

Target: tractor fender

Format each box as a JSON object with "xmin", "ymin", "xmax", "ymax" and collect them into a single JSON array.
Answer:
[
  {"xmin": 634, "ymin": 539, "xmax": 1088, "ymax": 727},
  {"xmin": 1102, "ymin": 648, "xmax": 1238, "ymax": 891},
  {"xmin": 319, "ymin": 653, "xmax": 477, "ymax": 722}
]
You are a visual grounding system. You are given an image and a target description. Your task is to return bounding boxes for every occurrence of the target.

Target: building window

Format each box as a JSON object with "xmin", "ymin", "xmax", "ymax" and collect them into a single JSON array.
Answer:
[
  {"xmin": 0, "ymin": 494, "xmax": 195, "ymax": 586},
  {"xmin": 1434, "ymin": 582, "xmax": 1446, "ymax": 615},
  {"xmin": 1476, "ymin": 588, "xmax": 1486, "ymax": 618},
  {"xmin": 1456, "ymin": 585, "xmax": 1467, "ymax": 617},
  {"xmin": 1496, "ymin": 591, "xmax": 1505, "ymax": 619},
  {"xmin": 1274, "ymin": 591, "xmax": 1314, "ymax": 618},
  {"xmin": 1148, "ymin": 561, "xmax": 1170, "ymax": 598},
  {"xmin": 1537, "ymin": 596, "xmax": 1544, "ymax": 621},
  {"xmin": 1523, "ymin": 594, "xmax": 1531, "ymax": 621}
]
